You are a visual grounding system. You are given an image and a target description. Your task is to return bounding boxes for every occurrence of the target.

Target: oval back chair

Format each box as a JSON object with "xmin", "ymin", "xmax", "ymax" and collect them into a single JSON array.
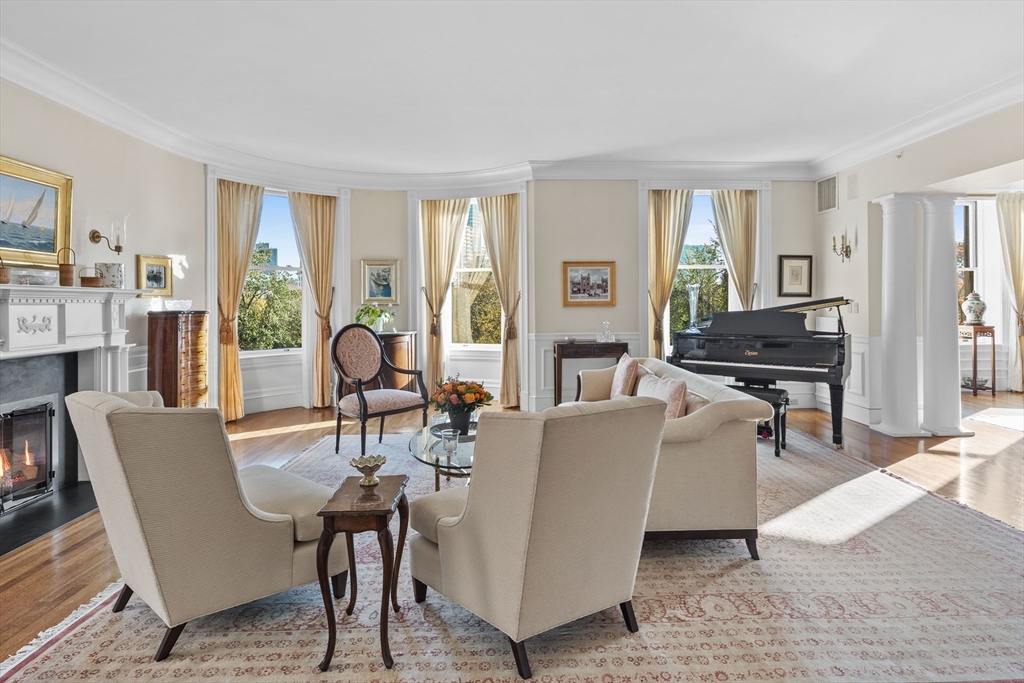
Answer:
[{"xmin": 331, "ymin": 323, "xmax": 428, "ymax": 454}]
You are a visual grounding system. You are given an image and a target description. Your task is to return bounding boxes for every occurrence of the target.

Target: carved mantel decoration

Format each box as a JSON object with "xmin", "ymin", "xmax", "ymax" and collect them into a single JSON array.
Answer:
[{"xmin": 16, "ymin": 315, "xmax": 52, "ymax": 334}]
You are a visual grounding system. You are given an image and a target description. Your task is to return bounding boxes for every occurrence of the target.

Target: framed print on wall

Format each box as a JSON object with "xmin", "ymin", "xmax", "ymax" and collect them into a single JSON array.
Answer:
[
  {"xmin": 361, "ymin": 259, "xmax": 400, "ymax": 305},
  {"xmin": 0, "ymin": 156, "xmax": 73, "ymax": 269},
  {"xmin": 137, "ymin": 254, "xmax": 173, "ymax": 297},
  {"xmin": 563, "ymin": 261, "xmax": 616, "ymax": 306},
  {"xmin": 778, "ymin": 255, "xmax": 812, "ymax": 297}
]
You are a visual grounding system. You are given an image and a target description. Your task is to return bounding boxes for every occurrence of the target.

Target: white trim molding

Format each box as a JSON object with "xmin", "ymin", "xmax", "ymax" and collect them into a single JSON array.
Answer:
[{"xmin": 527, "ymin": 332, "xmax": 641, "ymax": 411}]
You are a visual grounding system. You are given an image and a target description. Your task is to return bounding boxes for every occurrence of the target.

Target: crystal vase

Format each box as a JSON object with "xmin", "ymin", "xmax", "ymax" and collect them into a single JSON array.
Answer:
[{"xmin": 686, "ymin": 283, "xmax": 701, "ymax": 333}]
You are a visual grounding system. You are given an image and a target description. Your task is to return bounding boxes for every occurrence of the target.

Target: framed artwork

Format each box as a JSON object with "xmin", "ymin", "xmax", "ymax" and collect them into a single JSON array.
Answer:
[
  {"xmin": 0, "ymin": 156, "xmax": 72, "ymax": 269},
  {"xmin": 361, "ymin": 259, "xmax": 399, "ymax": 305},
  {"xmin": 778, "ymin": 255, "xmax": 812, "ymax": 297},
  {"xmin": 563, "ymin": 261, "xmax": 616, "ymax": 306},
  {"xmin": 137, "ymin": 254, "xmax": 173, "ymax": 297}
]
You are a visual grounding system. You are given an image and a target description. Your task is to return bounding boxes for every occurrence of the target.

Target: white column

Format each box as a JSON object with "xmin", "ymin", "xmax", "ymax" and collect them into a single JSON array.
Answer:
[
  {"xmin": 873, "ymin": 194, "xmax": 929, "ymax": 437},
  {"xmin": 920, "ymin": 194, "xmax": 974, "ymax": 436}
]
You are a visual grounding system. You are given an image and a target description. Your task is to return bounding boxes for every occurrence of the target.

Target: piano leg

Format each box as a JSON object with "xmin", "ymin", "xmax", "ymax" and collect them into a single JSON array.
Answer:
[{"xmin": 828, "ymin": 383, "xmax": 845, "ymax": 448}]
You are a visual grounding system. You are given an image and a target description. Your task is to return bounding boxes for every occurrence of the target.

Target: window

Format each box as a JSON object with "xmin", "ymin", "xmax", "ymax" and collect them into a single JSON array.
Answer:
[
  {"xmin": 237, "ymin": 193, "xmax": 303, "ymax": 351},
  {"xmin": 955, "ymin": 202, "xmax": 977, "ymax": 325},
  {"xmin": 450, "ymin": 199, "xmax": 501, "ymax": 345},
  {"xmin": 668, "ymin": 193, "xmax": 729, "ymax": 333}
]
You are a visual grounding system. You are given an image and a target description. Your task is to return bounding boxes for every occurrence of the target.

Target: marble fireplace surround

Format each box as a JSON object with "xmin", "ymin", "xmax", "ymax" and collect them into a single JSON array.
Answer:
[{"xmin": 0, "ymin": 284, "xmax": 146, "ymax": 482}]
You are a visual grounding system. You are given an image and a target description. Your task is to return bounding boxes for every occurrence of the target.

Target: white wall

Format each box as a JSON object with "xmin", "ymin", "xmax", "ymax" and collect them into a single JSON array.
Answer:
[
  {"xmin": 0, "ymin": 80, "xmax": 207, "ymax": 345},
  {"xmin": 350, "ymin": 189, "xmax": 410, "ymax": 330}
]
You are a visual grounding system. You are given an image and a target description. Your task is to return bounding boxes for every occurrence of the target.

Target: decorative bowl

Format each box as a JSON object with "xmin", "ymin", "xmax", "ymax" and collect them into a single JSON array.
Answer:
[
  {"xmin": 962, "ymin": 376, "xmax": 989, "ymax": 388},
  {"xmin": 349, "ymin": 455, "xmax": 387, "ymax": 487},
  {"xmin": 164, "ymin": 299, "xmax": 192, "ymax": 311}
]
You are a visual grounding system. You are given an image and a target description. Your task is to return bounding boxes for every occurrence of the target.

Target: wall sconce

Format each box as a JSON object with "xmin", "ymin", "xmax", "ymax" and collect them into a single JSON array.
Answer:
[
  {"xmin": 832, "ymin": 233, "xmax": 851, "ymax": 263},
  {"xmin": 89, "ymin": 214, "xmax": 129, "ymax": 254}
]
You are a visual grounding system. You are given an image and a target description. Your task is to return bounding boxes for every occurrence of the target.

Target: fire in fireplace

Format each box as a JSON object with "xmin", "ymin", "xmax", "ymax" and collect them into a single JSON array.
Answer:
[{"xmin": 0, "ymin": 403, "xmax": 53, "ymax": 514}]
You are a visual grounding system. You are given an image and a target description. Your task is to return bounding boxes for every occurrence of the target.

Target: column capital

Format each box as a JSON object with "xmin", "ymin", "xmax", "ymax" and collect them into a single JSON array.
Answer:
[
  {"xmin": 919, "ymin": 193, "xmax": 961, "ymax": 214},
  {"xmin": 872, "ymin": 193, "xmax": 918, "ymax": 214}
]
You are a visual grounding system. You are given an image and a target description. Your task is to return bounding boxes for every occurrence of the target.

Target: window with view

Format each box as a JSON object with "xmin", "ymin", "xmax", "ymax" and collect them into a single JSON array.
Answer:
[
  {"xmin": 237, "ymin": 193, "xmax": 303, "ymax": 351},
  {"xmin": 450, "ymin": 199, "xmax": 501, "ymax": 345},
  {"xmin": 955, "ymin": 201, "xmax": 977, "ymax": 325},
  {"xmin": 668, "ymin": 193, "xmax": 730, "ymax": 334}
]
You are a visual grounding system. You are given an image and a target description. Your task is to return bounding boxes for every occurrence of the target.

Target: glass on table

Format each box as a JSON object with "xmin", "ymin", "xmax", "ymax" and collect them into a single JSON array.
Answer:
[{"xmin": 439, "ymin": 428, "xmax": 459, "ymax": 468}]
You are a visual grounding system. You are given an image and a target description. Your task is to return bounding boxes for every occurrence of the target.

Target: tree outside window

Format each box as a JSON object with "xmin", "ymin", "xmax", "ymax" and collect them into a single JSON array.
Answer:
[
  {"xmin": 451, "ymin": 200, "xmax": 501, "ymax": 345},
  {"xmin": 668, "ymin": 194, "xmax": 729, "ymax": 335},
  {"xmin": 955, "ymin": 202, "xmax": 976, "ymax": 325}
]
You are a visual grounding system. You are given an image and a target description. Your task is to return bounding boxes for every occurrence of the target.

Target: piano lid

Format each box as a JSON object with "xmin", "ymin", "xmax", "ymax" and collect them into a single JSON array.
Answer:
[
  {"xmin": 679, "ymin": 297, "xmax": 853, "ymax": 338},
  {"xmin": 761, "ymin": 296, "xmax": 852, "ymax": 314}
]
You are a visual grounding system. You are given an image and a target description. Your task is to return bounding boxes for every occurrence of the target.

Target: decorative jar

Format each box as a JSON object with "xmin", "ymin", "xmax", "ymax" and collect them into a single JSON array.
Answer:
[{"xmin": 961, "ymin": 292, "xmax": 987, "ymax": 325}]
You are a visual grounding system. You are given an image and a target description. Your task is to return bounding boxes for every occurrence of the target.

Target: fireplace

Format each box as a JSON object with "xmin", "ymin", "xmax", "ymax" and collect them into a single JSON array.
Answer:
[{"xmin": 0, "ymin": 402, "xmax": 54, "ymax": 513}]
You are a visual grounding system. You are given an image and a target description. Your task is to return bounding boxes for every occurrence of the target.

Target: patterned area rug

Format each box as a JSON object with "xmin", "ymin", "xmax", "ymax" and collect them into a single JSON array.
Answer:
[
  {"xmin": 2, "ymin": 427, "xmax": 1022, "ymax": 682},
  {"xmin": 966, "ymin": 408, "xmax": 1024, "ymax": 432}
]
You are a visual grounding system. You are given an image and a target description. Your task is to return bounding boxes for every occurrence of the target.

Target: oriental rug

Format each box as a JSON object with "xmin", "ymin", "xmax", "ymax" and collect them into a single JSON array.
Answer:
[{"xmin": 2, "ymin": 428, "xmax": 1022, "ymax": 682}]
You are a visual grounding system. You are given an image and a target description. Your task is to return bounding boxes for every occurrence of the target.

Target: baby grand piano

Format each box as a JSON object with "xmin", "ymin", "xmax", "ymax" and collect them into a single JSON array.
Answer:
[{"xmin": 670, "ymin": 296, "xmax": 852, "ymax": 446}]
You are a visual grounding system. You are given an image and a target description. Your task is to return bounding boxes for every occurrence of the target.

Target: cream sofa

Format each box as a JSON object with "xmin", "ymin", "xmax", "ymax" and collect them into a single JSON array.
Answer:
[{"xmin": 577, "ymin": 358, "xmax": 773, "ymax": 558}]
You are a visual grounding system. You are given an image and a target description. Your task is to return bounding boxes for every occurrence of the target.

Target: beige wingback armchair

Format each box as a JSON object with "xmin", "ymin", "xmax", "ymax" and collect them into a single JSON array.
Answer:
[
  {"xmin": 577, "ymin": 358, "xmax": 773, "ymax": 558},
  {"xmin": 65, "ymin": 391, "xmax": 349, "ymax": 661},
  {"xmin": 408, "ymin": 397, "xmax": 668, "ymax": 679}
]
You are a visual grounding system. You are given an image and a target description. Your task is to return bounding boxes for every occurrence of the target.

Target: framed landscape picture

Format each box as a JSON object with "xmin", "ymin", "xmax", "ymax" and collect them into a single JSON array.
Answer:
[
  {"xmin": 137, "ymin": 254, "xmax": 173, "ymax": 297},
  {"xmin": 563, "ymin": 261, "xmax": 616, "ymax": 306},
  {"xmin": 0, "ymin": 156, "xmax": 72, "ymax": 269},
  {"xmin": 778, "ymin": 255, "xmax": 812, "ymax": 297},
  {"xmin": 361, "ymin": 259, "xmax": 399, "ymax": 305}
]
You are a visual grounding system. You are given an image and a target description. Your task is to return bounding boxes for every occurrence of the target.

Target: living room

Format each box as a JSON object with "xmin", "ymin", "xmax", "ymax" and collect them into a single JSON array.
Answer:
[{"xmin": 0, "ymin": 2, "xmax": 1021, "ymax": 681}]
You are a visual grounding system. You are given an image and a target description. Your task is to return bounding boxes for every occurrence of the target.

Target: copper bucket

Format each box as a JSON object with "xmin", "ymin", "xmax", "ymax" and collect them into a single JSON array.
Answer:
[
  {"xmin": 0, "ymin": 254, "xmax": 9, "ymax": 285},
  {"xmin": 57, "ymin": 247, "xmax": 76, "ymax": 287},
  {"xmin": 79, "ymin": 267, "xmax": 102, "ymax": 287}
]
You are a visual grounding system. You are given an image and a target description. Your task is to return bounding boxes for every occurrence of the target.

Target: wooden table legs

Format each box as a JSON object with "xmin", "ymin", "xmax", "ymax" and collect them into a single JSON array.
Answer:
[{"xmin": 316, "ymin": 492, "xmax": 409, "ymax": 672}]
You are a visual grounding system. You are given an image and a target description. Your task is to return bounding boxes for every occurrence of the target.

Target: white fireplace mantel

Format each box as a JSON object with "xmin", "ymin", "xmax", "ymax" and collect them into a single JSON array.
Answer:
[{"xmin": 0, "ymin": 284, "xmax": 146, "ymax": 392}]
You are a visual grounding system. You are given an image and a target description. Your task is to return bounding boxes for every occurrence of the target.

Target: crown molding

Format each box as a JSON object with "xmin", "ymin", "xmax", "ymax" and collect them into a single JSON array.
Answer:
[
  {"xmin": 808, "ymin": 69, "xmax": 1024, "ymax": 179},
  {"xmin": 3, "ymin": 37, "xmax": 1021, "ymax": 189}
]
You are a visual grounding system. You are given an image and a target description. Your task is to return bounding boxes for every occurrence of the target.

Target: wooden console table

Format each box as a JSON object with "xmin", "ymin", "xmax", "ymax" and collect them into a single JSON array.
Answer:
[
  {"xmin": 553, "ymin": 340, "xmax": 629, "ymax": 406},
  {"xmin": 958, "ymin": 325, "xmax": 996, "ymax": 396}
]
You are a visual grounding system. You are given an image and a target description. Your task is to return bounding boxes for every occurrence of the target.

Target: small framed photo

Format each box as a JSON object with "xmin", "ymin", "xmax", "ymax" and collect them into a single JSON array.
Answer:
[
  {"xmin": 137, "ymin": 254, "xmax": 173, "ymax": 297},
  {"xmin": 361, "ymin": 259, "xmax": 399, "ymax": 305},
  {"xmin": 778, "ymin": 255, "xmax": 812, "ymax": 297},
  {"xmin": 563, "ymin": 261, "xmax": 616, "ymax": 307}
]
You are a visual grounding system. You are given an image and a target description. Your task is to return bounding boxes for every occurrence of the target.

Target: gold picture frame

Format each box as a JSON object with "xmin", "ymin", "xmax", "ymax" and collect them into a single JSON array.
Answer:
[
  {"xmin": 0, "ymin": 156, "xmax": 73, "ymax": 268},
  {"xmin": 361, "ymin": 259, "xmax": 400, "ymax": 305},
  {"xmin": 563, "ymin": 261, "xmax": 616, "ymax": 307},
  {"xmin": 137, "ymin": 254, "xmax": 173, "ymax": 297}
]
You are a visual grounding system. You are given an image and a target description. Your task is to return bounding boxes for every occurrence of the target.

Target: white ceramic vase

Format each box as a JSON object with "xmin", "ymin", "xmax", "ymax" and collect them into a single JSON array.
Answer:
[
  {"xmin": 961, "ymin": 292, "xmax": 987, "ymax": 325},
  {"xmin": 95, "ymin": 262, "xmax": 125, "ymax": 288}
]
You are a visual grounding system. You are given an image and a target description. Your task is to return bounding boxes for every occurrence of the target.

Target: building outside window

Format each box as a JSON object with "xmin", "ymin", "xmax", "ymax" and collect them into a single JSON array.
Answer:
[
  {"xmin": 450, "ymin": 199, "xmax": 501, "ymax": 345},
  {"xmin": 668, "ymin": 193, "xmax": 730, "ymax": 335},
  {"xmin": 237, "ymin": 192, "xmax": 303, "ymax": 351}
]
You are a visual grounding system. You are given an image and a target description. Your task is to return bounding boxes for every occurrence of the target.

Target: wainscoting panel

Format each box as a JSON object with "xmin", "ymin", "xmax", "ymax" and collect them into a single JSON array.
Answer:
[
  {"xmin": 128, "ymin": 345, "xmax": 148, "ymax": 392},
  {"xmin": 527, "ymin": 332, "xmax": 640, "ymax": 411},
  {"xmin": 239, "ymin": 350, "xmax": 304, "ymax": 414}
]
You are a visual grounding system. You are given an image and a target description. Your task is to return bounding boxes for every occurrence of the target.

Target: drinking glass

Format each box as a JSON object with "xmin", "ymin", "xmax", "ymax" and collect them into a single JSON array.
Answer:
[{"xmin": 440, "ymin": 428, "xmax": 459, "ymax": 469}]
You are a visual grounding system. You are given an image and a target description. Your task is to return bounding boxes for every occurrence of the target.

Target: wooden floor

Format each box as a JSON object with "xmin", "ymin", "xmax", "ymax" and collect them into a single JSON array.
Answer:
[{"xmin": 1, "ymin": 394, "xmax": 1021, "ymax": 661}]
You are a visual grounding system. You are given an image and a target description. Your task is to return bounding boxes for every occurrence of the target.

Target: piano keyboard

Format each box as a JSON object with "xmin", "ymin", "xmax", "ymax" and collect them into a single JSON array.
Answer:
[{"xmin": 681, "ymin": 359, "xmax": 831, "ymax": 373}]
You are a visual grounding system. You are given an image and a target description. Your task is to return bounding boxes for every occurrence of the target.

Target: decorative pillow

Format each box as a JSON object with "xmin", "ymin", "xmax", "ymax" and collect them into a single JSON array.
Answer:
[
  {"xmin": 609, "ymin": 353, "xmax": 639, "ymax": 398},
  {"xmin": 631, "ymin": 364, "xmax": 653, "ymax": 395},
  {"xmin": 685, "ymin": 391, "xmax": 711, "ymax": 415},
  {"xmin": 636, "ymin": 374, "xmax": 687, "ymax": 420}
]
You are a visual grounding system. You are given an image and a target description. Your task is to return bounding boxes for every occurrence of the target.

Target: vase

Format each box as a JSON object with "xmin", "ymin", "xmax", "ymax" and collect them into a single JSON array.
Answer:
[
  {"xmin": 372, "ymin": 318, "xmax": 384, "ymax": 333},
  {"xmin": 962, "ymin": 292, "xmax": 987, "ymax": 325},
  {"xmin": 448, "ymin": 411, "xmax": 472, "ymax": 436},
  {"xmin": 686, "ymin": 283, "xmax": 701, "ymax": 333}
]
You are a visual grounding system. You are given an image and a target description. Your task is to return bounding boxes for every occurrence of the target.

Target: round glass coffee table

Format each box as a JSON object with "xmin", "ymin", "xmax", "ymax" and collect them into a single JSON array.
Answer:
[{"xmin": 408, "ymin": 423, "xmax": 476, "ymax": 492}]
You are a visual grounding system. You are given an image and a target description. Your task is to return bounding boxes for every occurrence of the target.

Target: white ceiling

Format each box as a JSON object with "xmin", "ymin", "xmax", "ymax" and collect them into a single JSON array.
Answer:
[{"xmin": 1, "ymin": 1, "xmax": 1022, "ymax": 180}]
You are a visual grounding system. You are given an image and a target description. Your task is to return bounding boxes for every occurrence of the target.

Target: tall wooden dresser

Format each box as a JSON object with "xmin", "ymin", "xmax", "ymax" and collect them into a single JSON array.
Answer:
[{"xmin": 147, "ymin": 310, "xmax": 209, "ymax": 408}]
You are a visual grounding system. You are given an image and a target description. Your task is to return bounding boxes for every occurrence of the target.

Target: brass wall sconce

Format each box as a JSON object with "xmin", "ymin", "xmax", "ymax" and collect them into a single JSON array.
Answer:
[
  {"xmin": 832, "ymin": 233, "xmax": 851, "ymax": 262},
  {"xmin": 89, "ymin": 214, "xmax": 129, "ymax": 254}
]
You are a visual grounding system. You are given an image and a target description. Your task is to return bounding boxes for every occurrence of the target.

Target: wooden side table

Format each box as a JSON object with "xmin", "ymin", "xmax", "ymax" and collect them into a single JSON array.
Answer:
[
  {"xmin": 316, "ymin": 474, "xmax": 409, "ymax": 671},
  {"xmin": 958, "ymin": 325, "xmax": 996, "ymax": 396},
  {"xmin": 553, "ymin": 340, "xmax": 629, "ymax": 406}
]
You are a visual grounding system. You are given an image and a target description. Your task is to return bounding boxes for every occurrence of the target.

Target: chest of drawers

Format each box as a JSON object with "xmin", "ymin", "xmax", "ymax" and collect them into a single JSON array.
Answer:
[{"xmin": 148, "ymin": 311, "xmax": 209, "ymax": 408}]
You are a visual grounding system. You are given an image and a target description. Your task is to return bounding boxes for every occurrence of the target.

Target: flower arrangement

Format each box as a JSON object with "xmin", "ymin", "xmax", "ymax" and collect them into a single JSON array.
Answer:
[
  {"xmin": 355, "ymin": 303, "xmax": 395, "ymax": 330},
  {"xmin": 431, "ymin": 376, "xmax": 493, "ymax": 415}
]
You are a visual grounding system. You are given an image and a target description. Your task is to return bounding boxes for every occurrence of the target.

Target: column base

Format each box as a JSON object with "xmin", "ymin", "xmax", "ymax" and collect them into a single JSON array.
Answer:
[
  {"xmin": 920, "ymin": 422, "xmax": 975, "ymax": 437},
  {"xmin": 872, "ymin": 423, "xmax": 930, "ymax": 438}
]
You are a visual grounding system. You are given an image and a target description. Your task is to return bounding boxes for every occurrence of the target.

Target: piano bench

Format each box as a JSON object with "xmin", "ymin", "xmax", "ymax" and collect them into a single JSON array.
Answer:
[{"xmin": 731, "ymin": 386, "xmax": 788, "ymax": 457}]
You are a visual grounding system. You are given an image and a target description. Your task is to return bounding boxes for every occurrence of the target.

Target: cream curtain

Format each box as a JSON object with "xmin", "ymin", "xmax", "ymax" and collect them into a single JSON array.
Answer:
[
  {"xmin": 478, "ymin": 193, "xmax": 521, "ymax": 407},
  {"xmin": 288, "ymin": 191, "xmax": 337, "ymax": 407},
  {"xmin": 421, "ymin": 198, "xmax": 470, "ymax": 390},
  {"xmin": 217, "ymin": 179, "xmax": 264, "ymax": 422},
  {"xmin": 648, "ymin": 189, "xmax": 694, "ymax": 360},
  {"xmin": 711, "ymin": 190, "xmax": 759, "ymax": 310},
  {"xmin": 996, "ymin": 193, "xmax": 1024, "ymax": 392}
]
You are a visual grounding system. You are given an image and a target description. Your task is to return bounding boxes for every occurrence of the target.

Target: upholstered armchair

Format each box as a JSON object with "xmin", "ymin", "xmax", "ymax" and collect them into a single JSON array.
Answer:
[
  {"xmin": 331, "ymin": 323, "xmax": 428, "ymax": 454},
  {"xmin": 576, "ymin": 357, "xmax": 773, "ymax": 558},
  {"xmin": 408, "ymin": 397, "xmax": 668, "ymax": 679},
  {"xmin": 64, "ymin": 391, "xmax": 349, "ymax": 661}
]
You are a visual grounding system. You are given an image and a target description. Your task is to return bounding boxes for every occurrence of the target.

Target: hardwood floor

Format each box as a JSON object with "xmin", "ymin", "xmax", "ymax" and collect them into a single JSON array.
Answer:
[{"xmin": 1, "ymin": 395, "xmax": 1020, "ymax": 661}]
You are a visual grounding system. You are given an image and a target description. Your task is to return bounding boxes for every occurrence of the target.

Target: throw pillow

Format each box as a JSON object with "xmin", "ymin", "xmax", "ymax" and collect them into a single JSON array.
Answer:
[
  {"xmin": 636, "ymin": 374, "xmax": 688, "ymax": 420},
  {"xmin": 632, "ymin": 363, "xmax": 653, "ymax": 395},
  {"xmin": 685, "ymin": 392, "xmax": 711, "ymax": 415},
  {"xmin": 609, "ymin": 353, "xmax": 639, "ymax": 398}
]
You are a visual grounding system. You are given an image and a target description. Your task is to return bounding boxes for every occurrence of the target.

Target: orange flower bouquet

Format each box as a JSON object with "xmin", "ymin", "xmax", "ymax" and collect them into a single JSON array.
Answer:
[{"xmin": 431, "ymin": 376, "xmax": 493, "ymax": 434}]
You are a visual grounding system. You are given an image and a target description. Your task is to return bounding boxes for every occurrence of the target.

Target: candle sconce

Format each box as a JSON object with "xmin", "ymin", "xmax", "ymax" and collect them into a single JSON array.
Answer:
[
  {"xmin": 832, "ymin": 233, "xmax": 851, "ymax": 263},
  {"xmin": 89, "ymin": 213, "xmax": 129, "ymax": 254}
]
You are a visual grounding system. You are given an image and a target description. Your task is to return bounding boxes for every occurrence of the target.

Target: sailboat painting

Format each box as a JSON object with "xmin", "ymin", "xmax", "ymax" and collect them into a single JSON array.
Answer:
[{"xmin": 0, "ymin": 156, "xmax": 72, "ymax": 268}]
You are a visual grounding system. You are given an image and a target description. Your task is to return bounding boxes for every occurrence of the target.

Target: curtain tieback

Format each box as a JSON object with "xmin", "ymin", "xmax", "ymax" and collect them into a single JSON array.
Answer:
[
  {"xmin": 648, "ymin": 290, "xmax": 663, "ymax": 340},
  {"xmin": 315, "ymin": 290, "xmax": 334, "ymax": 340},
  {"xmin": 504, "ymin": 292, "xmax": 521, "ymax": 340},
  {"xmin": 422, "ymin": 287, "xmax": 441, "ymax": 336},
  {"xmin": 217, "ymin": 302, "xmax": 236, "ymax": 345}
]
